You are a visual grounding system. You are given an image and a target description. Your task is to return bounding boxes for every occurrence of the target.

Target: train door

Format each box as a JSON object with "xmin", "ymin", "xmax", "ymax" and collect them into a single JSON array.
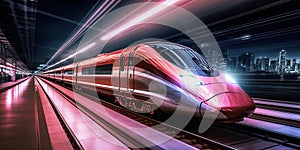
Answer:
[
  {"xmin": 119, "ymin": 53, "xmax": 127, "ymax": 92},
  {"xmin": 127, "ymin": 47, "xmax": 138, "ymax": 91},
  {"xmin": 75, "ymin": 63, "xmax": 79, "ymax": 83},
  {"xmin": 62, "ymin": 69, "xmax": 64, "ymax": 81}
]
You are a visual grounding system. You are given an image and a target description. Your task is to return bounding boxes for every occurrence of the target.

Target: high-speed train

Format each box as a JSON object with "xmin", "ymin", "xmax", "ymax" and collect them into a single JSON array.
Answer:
[{"xmin": 41, "ymin": 42, "xmax": 255, "ymax": 122}]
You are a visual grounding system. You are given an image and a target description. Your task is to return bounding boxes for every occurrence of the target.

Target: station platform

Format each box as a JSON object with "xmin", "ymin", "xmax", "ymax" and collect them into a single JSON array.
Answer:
[
  {"xmin": 0, "ymin": 77, "xmax": 197, "ymax": 149},
  {"xmin": 0, "ymin": 77, "xmax": 30, "ymax": 92},
  {"xmin": 0, "ymin": 77, "xmax": 51, "ymax": 149}
]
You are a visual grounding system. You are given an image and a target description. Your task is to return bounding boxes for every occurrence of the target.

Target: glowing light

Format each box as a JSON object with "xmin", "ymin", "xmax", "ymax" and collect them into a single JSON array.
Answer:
[
  {"xmin": 47, "ymin": 42, "xmax": 97, "ymax": 69},
  {"xmin": 180, "ymin": 75, "xmax": 203, "ymax": 86},
  {"xmin": 225, "ymin": 74, "xmax": 237, "ymax": 84},
  {"xmin": 43, "ymin": 0, "xmax": 118, "ymax": 71},
  {"xmin": 0, "ymin": 64, "xmax": 13, "ymax": 70},
  {"xmin": 101, "ymin": 0, "xmax": 180, "ymax": 40},
  {"xmin": 240, "ymin": 34, "xmax": 252, "ymax": 40},
  {"xmin": 6, "ymin": 89, "xmax": 12, "ymax": 109}
]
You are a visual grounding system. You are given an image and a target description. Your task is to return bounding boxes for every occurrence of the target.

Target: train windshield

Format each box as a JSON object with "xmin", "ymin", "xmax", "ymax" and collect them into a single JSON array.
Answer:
[{"xmin": 147, "ymin": 43, "xmax": 218, "ymax": 76}]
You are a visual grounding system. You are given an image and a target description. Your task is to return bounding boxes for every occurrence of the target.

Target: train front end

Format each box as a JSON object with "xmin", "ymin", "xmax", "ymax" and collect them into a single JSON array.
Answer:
[
  {"xmin": 188, "ymin": 74, "xmax": 256, "ymax": 122},
  {"xmin": 147, "ymin": 42, "xmax": 255, "ymax": 122}
]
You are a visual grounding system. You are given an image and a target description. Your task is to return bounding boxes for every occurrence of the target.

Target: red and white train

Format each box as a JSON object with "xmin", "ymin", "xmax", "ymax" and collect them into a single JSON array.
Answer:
[{"xmin": 40, "ymin": 42, "xmax": 255, "ymax": 122}]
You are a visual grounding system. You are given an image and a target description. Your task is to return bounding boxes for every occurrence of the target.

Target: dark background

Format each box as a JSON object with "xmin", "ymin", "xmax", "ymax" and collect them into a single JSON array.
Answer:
[{"xmin": 0, "ymin": 0, "xmax": 299, "ymax": 101}]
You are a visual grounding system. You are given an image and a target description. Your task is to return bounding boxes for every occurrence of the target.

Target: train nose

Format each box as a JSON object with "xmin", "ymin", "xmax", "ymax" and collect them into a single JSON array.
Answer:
[{"xmin": 205, "ymin": 92, "xmax": 255, "ymax": 120}]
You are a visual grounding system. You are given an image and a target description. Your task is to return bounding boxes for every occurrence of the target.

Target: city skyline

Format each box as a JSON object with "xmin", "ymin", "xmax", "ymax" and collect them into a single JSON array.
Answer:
[
  {"xmin": 226, "ymin": 49, "xmax": 300, "ymax": 74},
  {"xmin": 227, "ymin": 48, "xmax": 300, "ymax": 63},
  {"xmin": 227, "ymin": 44, "xmax": 300, "ymax": 61},
  {"xmin": 230, "ymin": 50, "xmax": 300, "ymax": 61}
]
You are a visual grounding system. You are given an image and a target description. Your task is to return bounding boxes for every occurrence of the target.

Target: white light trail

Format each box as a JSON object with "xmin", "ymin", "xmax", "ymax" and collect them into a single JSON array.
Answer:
[
  {"xmin": 42, "ymin": 0, "xmax": 119, "ymax": 71},
  {"xmin": 100, "ymin": 0, "xmax": 179, "ymax": 41},
  {"xmin": 46, "ymin": 42, "xmax": 97, "ymax": 69}
]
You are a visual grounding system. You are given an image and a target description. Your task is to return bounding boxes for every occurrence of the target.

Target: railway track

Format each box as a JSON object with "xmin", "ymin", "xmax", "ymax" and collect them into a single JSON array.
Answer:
[
  {"xmin": 236, "ymin": 98, "xmax": 300, "ymax": 148},
  {"xmin": 223, "ymin": 120, "xmax": 300, "ymax": 149},
  {"xmin": 189, "ymin": 98, "xmax": 300, "ymax": 149},
  {"xmin": 249, "ymin": 110, "xmax": 300, "ymax": 128},
  {"xmin": 181, "ymin": 118, "xmax": 299, "ymax": 150},
  {"xmin": 251, "ymin": 98, "xmax": 300, "ymax": 129},
  {"xmin": 94, "ymin": 96, "xmax": 234, "ymax": 150},
  {"xmin": 40, "ymin": 77, "xmax": 300, "ymax": 149},
  {"xmin": 95, "ymin": 92, "xmax": 300, "ymax": 149},
  {"xmin": 254, "ymin": 98, "xmax": 300, "ymax": 114},
  {"xmin": 38, "ymin": 77, "xmax": 235, "ymax": 149},
  {"xmin": 89, "ymin": 92, "xmax": 300, "ymax": 149}
]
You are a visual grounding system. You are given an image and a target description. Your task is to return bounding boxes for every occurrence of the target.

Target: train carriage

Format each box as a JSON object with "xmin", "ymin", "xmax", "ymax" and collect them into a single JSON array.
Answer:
[{"xmin": 42, "ymin": 42, "xmax": 255, "ymax": 122}]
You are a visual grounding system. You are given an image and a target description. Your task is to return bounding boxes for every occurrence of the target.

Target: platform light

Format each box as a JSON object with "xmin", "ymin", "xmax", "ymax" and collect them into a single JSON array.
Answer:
[{"xmin": 100, "ymin": 0, "xmax": 180, "ymax": 41}]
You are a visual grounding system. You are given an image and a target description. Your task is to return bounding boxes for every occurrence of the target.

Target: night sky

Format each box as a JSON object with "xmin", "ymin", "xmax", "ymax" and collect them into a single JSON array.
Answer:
[
  {"xmin": 34, "ymin": 0, "xmax": 99, "ymax": 65},
  {"xmin": 33, "ymin": 0, "xmax": 300, "ymax": 69},
  {"xmin": 2, "ymin": 0, "xmax": 300, "ymax": 70}
]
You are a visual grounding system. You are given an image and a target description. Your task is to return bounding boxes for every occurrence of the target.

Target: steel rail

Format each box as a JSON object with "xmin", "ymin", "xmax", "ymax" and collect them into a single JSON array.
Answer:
[{"xmin": 39, "ymin": 77, "xmax": 236, "ymax": 150}]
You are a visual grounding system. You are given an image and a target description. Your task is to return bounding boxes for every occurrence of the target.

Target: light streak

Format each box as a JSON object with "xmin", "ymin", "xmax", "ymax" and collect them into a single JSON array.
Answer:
[
  {"xmin": 100, "ymin": 0, "xmax": 180, "ymax": 41},
  {"xmin": 42, "ymin": 0, "xmax": 118, "ymax": 71},
  {"xmin": 46, "ymin": 42, "xmax": 97, "ymax": 69}
]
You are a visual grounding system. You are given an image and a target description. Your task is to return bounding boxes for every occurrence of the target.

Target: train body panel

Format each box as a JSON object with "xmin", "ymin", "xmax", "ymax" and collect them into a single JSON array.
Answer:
[
  {"xmin": 53, "ymin": 67, "xmax": 63, "ymax": 81},
  {"xmin": 62, "ymin": 63, "xmax": 76, "ymax": 84},
  {"xmin": 42, "ymin": 42, "xmax": 255, "ymax": 122}
]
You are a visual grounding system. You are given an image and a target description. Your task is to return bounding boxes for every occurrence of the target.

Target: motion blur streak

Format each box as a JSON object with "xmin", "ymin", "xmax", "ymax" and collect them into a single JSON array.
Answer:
[
  {"xmin": 41, "ymin": 0, "xmax": 120, "ymax": 72},
  {"xmin": 46, "ymin": 42, "xmax": 97, "ymax": 69},
  {"xmin": 100, "ymin": 0, "xmax": 180, "ymax": 41}
]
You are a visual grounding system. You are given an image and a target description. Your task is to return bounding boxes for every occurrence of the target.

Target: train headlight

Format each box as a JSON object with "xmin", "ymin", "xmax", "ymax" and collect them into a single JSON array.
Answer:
[
  {"xmin": 225, "ymin": 74, "xmax": 237, "ymax": 84},
  {"xmin": 180, "ymin": 75, "xmax": 203, "ymax": 86}
]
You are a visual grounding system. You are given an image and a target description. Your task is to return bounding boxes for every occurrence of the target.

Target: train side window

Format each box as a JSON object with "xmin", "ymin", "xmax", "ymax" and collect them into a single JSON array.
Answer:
[
  {"xmin": 64, "ymin": 70, "xmax": 73, "ymax": 75},
  {"xmin": 82, "ymin": 64, "xmax": 113, "ymax": 75},
  {"xmin": 129, "ymin": 46, "xmax": 138, "ymax": 66},
  {"xmin": 129, "ymin": 52, "xmax": 134, "ymax": 66},
  {"xmin": 95, "ymin": 64, "xmax": 113, "ymax": 74},
  {"xmin": 120, "ymin": 56, "xmax": 125, "ymax": 71},
  {"xmin": 82, "ymin": 67, "xmax": 94, "ymax": 74}
]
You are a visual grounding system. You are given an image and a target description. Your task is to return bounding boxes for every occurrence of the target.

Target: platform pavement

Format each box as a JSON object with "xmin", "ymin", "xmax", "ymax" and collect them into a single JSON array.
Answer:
[{"xmin": 0, "ymin": 76, "xmax": 30, "ymax": 92}]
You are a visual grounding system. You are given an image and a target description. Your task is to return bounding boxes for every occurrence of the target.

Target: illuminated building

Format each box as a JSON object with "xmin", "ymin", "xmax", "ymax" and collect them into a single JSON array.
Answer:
[
  {"xmin": 278, "ymin": 49, "xmax": 286, "ymax": 74},
  {"xmin": 292, "ymin": 58, "xmax": 297, "ymax": 71},
  {"xmin": 238, "ymin": 53, "xmax": 255, "ymax": 72},
  {"xmin": 227, "ymin": 57, "xmax": 237, "ymax": 72},
  {"xmin": 286, "ymin": 59, "xmax": 291, "ymax": 72},
  {"xmin": 270, "ymin": 60, "xmax": 277, "ymax": 73},
  {"xmin": 256, "ymin": 57, "xmax": 270, "ymax": 72}
]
